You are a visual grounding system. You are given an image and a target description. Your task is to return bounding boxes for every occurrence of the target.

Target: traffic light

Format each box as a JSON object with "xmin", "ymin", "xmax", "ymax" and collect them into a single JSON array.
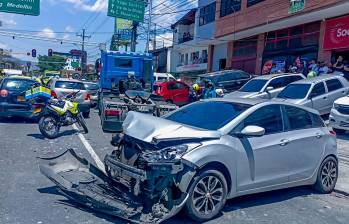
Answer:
[
  {"xmin": 48, "ymin": 49, "xmax": 53, "ymax": 57},
  {"xmin": 32, "ymin": 49, "xmax": 36, "ymax": 58}
]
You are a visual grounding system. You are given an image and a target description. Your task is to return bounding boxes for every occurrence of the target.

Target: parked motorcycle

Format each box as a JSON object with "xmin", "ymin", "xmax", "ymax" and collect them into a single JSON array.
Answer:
[{"xmin": 34, "ymin": 90, "xmax": 88, "ymax": 139}]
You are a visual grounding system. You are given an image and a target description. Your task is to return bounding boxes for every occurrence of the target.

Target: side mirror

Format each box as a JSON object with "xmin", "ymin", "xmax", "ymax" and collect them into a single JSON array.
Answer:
[
  {"xmin": 237, "ymin": 125, "xmax": 265, "ymax": 137},
  {"xmin": 266, "ymin": 86, "xmax": 274, "ymax": 92}
]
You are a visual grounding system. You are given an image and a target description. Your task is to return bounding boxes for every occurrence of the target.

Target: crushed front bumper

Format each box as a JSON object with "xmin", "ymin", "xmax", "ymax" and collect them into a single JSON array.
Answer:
[{"xmin": 39, "ymin": 149, "xmax": 188, "ymax": 223}]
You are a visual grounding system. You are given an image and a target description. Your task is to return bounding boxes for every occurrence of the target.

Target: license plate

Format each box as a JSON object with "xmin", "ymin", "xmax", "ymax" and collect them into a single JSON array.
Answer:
[
  {"xmin": 33, "ymin": 107, "xmax": 42, "ymax": 114},
  {"xmin": 17, "ymin": 96, "xmax": 26, "ymax": 102},
  {"xmin": 138, "ymin": 106, "xmax": 149, "ymax": 112}
]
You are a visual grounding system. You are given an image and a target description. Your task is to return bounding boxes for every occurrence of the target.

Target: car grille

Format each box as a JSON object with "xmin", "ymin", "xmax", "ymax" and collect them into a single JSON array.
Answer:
[{"xmin": 337, "ymin": 105, "xmax": 349, "ymax": 115}]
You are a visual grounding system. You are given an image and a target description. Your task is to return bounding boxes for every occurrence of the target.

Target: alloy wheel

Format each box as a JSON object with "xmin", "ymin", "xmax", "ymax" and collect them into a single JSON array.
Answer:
[
  {"xmin": 321, "ymin": 160, "xmax": 337, "ymax": 191},
  {"xmin": 192, "ymin": 175, "xmax": 224, "ymax": 215}
]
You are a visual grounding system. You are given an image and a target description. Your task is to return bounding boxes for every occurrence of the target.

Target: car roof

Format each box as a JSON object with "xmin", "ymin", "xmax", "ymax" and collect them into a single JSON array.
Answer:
[
  {"xmin": 290, "ymin": 74, "xmax": 344, "ymax": 84},
  {"xmin": 199, "ymin": 69, "xmax": 246, "ymax": 77},
  {"xmin": 253, "ymin": 73, "xmax": 304, "ymax": 80},
  {"xmin": 207, "ymin": 97, "xmax": 320, "ymax": 115},
  {"xmin": 54, "ymin": 78, "xmax": 83, "ymax": 83},
  {"xmin": 3, "ymin": 76, "xmax": 35, "ymax": 81}
]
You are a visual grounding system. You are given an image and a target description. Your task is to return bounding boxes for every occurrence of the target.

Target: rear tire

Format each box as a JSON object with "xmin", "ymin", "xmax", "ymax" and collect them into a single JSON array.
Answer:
[
  {"xmin": 77, "ymin": 113, "xmax": 88, "ymax": 134},
  {"xmin": 314, "ymin": 156, "xmax": 338, "ymax": 194},
  {"xmin": 185, "ymin": 169, "xmax": 227, "ymax": 222},
  {"xmin": 38, "ymin": 115, "xmax": 60, "ymax": 139}
]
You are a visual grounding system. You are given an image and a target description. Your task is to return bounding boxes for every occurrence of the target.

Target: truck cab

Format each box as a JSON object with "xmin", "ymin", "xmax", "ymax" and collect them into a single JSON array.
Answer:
[{"xmin": 99, "ymin": 51, "xmax": 154, "ymax": 92}]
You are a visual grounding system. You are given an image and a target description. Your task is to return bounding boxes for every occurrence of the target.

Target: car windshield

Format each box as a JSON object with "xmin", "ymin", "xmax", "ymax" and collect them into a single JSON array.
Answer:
[
  {"xmin": 239, "ymin": 79, "xmax": 268, "ymax": 92},
  {"xmin": 2, "ymin": 79, "xmax": 36, "ymax": 92},
  {"xmin": 125, "ymin": 90, "xmax": 150, "ymax": 100},
  {"xmin": 55, "ymin": 81, "xmax": 86, "ymax": 90},
  {"xmin": 84, "ymin": 83, "xmax": 99, "ymax": 90},
  {"xmin": 277, "ymin": 84, "xmax": 311, "ymax": 99},
  {"xmin": 166, "ymin": 101, "xmax": 251, "ymax": 130}
]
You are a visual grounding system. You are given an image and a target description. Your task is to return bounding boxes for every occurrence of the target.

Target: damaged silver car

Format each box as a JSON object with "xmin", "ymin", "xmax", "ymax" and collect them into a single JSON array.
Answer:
[{"xmin": 39, "ymin": 98, "xmax": 338, "ymax": 223}]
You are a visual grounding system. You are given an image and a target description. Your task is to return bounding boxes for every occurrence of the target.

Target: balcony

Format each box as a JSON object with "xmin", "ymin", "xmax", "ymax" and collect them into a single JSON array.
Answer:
[{"xmin": 178, "ymin": 35, "xmax": 194, "ymax": 44}]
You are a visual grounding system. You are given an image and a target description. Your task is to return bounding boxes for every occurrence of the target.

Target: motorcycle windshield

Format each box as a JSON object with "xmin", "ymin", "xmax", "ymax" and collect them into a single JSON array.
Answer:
[{"xmin": 125, "ymin": 90, "xmax": 150, "ymax": 100}]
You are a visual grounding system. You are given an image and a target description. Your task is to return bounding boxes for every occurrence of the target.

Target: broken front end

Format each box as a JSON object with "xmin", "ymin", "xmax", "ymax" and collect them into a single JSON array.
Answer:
[{"xmin": 39, "ymin": 135, "xmax": 195, "ymax": 223}]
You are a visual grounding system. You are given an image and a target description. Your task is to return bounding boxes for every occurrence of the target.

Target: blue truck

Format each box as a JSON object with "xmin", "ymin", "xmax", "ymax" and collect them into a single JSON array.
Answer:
[{"xmin": 97, "ymin": 51, "xmax": 177, "ymax": 133}]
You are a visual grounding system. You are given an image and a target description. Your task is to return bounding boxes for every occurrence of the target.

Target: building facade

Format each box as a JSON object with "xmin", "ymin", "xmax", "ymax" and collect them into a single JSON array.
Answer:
[
  {"xmin": 170, "ymin": 0, "xmax": 217, "ymax": 75},
  {"xmin": 206, "ymin": 0, "xmax": 349, "ymax": 74}
]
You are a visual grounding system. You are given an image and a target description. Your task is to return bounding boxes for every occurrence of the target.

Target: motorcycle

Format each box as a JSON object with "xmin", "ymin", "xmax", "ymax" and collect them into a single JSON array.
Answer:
[{"xmin": 34, "ymin": 90, "xmax": 88, "ymax": 139}]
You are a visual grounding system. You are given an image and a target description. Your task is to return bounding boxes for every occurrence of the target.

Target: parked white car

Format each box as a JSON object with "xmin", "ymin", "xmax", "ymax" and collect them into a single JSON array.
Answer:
[{"xmin": 330, "ymin": 96, "xmax": 349, "ymax": 134}]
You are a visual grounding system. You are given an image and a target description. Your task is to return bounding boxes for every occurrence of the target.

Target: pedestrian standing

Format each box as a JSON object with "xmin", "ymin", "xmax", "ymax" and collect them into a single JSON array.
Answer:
[
  {"xmin": 333, "ymin": 56, "xmax": 344, "ymax": 75},
  {"xmin": 343, "ymin": 60, "xmax": 349, "ymax": 80}
]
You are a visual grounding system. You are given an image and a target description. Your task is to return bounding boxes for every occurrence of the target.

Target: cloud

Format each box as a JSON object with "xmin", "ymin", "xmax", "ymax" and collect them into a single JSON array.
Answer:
[
  {"xmin": 0, "ymin": 14, "xmax": 17, "ymax": 26},
  {"xmin": 0, "ymin": 43, "xmax": 8, "ymax": 49},
  {"xmin": 58, "ymin": 0, "xmax": 107, "ymax": 12},
  {"xmin": 38, "ymin": 28, "xmax": 56, "ymax": 38},
  {"xmin": 153, "ymin": 32, "xmax": 173, "ymax": 48}
]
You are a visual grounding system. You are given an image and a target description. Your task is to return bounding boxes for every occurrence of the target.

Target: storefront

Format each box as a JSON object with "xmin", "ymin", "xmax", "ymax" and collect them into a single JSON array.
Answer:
[
  {"xmin": 261, "ymin": 22, "xmax": 321, "ymax": 74},
  {"xmin": 323, "ymin": 14, "xmax": 349, "ymax": 65}
]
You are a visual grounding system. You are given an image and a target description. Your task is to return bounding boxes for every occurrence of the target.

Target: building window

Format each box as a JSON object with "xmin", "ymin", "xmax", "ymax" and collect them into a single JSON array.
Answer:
[
  {"xmin": 202, "ymin": 50, "xmax": 208, "ymax": 63},
  {"xmin": 265, "ymin": 22, "xmax": 320, "ymax": 52},
  {"xmin": 199, "ymin": 2, "xmax": 216, "ymax": 26},
  {"xmin": 233, "ymin": 39, "xmax": 257, "ymax": 57},
  {"xmin": 220, "ymin": 0, "xmax": 241, "ymax": 17},
  {"xmin": 247, "ymin": 0, "xmax": 265, "ymax": 7}
]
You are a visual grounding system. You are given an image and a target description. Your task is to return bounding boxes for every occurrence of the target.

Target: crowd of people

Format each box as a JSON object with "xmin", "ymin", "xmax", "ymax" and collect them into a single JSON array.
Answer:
[{"xmin": 268, "ymin": 56, "xmax": 349, "ymax": 80}]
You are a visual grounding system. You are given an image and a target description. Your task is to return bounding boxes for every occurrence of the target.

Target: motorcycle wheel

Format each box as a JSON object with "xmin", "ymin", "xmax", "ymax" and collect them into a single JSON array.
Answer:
[
  {"xmin": 39, "ymin": 115, "xmax": 60, "ymax": 139},
  {"xmin": 77, "ymin": 113, "xmax": 88, "ymax": 134}
]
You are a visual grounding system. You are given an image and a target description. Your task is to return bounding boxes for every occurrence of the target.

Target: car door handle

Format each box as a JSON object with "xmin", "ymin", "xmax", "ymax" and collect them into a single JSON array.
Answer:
[
  {"xmin": 279, "ymin": 139, "xmax": 290, "ymax": 146},
  {"xmin": 322, "ymin": 96, "xmax": 327, "ymax": 100},
  {"xmin": 315, "ymin": 133, "xmax": 323, "ymax": 138}
]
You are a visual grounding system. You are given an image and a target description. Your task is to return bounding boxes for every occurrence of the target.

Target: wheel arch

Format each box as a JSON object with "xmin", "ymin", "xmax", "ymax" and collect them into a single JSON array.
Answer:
[{"xmin": 199, "ymin": 161, "xmax": 232, "ymax": 195}]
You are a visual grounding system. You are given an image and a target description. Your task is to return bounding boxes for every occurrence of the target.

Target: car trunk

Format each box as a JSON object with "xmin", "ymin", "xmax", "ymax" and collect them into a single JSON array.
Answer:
[{"xmin": 1, "ymin": 89, "xmax": 31, "ymax": 111}]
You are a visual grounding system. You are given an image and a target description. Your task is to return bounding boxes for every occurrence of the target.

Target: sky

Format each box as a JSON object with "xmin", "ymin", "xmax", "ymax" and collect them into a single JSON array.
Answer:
[{"xmin": 0, "ymin": 0, "xmax": 197, "ymax": 64}]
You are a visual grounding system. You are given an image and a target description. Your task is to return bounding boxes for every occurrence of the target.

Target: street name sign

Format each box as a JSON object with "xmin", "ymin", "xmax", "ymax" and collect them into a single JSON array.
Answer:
[
  {"xmin": 108, "ymin": 0, "xmax": 145, "ymax": 22},
  {"xmin": 0, "ymin": 0, "xmax": 40, "ymax": 16}
]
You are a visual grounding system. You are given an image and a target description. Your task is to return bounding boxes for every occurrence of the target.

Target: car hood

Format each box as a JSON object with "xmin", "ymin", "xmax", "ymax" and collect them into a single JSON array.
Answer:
[
  {"xmin": 224, "ymin": 91, "xmax": 258, "ymax": 99},
  {"xmin": 123, "ymin": 111, "xmax": 221, "ymax": 143},
  {"xmin": 335, "ymin": 96, "xmax": 349, "ymax": 105}
]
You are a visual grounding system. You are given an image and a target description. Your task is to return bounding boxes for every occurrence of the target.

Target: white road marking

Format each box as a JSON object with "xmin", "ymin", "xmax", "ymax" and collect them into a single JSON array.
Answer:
[{"xmin": 72, "ymin": 124, "xmax": 105, "ymax": 172}]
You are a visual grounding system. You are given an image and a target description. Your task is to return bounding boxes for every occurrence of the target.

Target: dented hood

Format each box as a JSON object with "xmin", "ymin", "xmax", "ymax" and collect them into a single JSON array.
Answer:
[{"xmin": 123, "ymin": 111, "xmax": 221, "ymax": 143}]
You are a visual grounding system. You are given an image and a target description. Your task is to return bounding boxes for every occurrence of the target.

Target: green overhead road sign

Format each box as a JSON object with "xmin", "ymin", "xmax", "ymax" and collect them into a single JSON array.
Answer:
[
  {"xmin": 0, "ymin": 0, "xmax": 40, "ymax": 16},
  {"xmin": 108, "ymin": 0, "xmax": 145, "ymax": 22}
]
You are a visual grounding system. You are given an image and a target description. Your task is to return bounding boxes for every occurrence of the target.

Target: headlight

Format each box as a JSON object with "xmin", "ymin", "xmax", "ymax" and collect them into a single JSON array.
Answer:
[
  {"xmin": 333, "ymin": 103, "xmax": 340, "ymax": 110},
  {"xmin": 142, "ymin": 143, "xmax": 201, "ymax": 162}
]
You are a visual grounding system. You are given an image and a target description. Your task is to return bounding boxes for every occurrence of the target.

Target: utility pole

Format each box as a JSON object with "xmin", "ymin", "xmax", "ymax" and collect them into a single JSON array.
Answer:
[
  {"xmin": 130, "ymin": 21, "xmax": 138, "ymax": 52},
  {"xmin": 145, "ymin": 0, "xmax": 152, "ymax": 52},
  {"xmin": 77, "ymin": 29, "xmax": 91, "ymax": 75},
  {"xmin": 153, "ymin": 23, "xmax": 156, "ymax": 51}
]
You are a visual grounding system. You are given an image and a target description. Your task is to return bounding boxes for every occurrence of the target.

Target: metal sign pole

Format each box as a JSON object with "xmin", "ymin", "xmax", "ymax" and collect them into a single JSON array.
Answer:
[{"xmin": 145, "ymin": 0, "xmax": 152, "ymax": 53}]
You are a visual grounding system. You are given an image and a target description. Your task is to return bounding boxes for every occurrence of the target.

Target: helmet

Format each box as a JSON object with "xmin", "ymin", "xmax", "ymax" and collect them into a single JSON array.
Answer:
[
  {"xmin": 128, "ymin": 71, "xmax": 135, "ymax": 78},
  {"xmin": 192, "ymin": 83, "xmax": 200, "ymax": 91},
  {"xmin": 216, "ymin": 89, "xmax": 224, "ymax": 96}
]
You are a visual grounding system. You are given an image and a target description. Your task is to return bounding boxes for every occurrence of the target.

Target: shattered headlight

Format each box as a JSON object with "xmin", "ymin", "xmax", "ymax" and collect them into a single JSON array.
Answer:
[{"xmin": 142, "ymin": 143, "xmax": 201, "ymax": 162}]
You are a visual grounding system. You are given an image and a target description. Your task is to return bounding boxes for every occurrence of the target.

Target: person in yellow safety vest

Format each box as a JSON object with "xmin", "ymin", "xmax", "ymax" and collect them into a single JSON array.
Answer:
[{"xmin": 35, "ymin": 75, "xmax": 52, "ymax": 87}]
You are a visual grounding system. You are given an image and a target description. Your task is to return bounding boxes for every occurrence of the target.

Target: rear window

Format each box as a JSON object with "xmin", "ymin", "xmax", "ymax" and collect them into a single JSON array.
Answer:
[
  {"xmin": 115, "ymin": 58, "xmax": 133, "ymax": 68},
  {"xmin": 166, "ymin": 101, "xmax": 251, "ymax": 130},
  {"xmin": 84, "ymin": 83, "xmax": 99, "ymax": 90},
  {"xmin": 55, "ymin": 81, "xmax": 85, "ymax": 90},
  {"xmin": 2, "ymin": 79, "xmax": 36, "ymax": 92}
]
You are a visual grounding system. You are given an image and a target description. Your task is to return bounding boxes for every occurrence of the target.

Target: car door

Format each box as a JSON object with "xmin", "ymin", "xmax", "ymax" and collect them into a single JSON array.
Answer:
[
  {"xmin": 235, "ymin": 104, "xmax": 291, "ymax": 191},
  {"xmin": 308, "ymin": 82, "xmax": 328, "ymax": 115},
  {"xmin": 174, "ymin": 82, "xmax": 189, "ymax": 104},
  {"xmin": 282, "ymin": 105, "xmax": 326, "ymax": 181},
  {"xmin": 324, "ymin": 78, "xmax": 348, "ymax": 113},
  {"xmin": 259, "ymin": 77, "xmax": 285, "ymax": 99}
]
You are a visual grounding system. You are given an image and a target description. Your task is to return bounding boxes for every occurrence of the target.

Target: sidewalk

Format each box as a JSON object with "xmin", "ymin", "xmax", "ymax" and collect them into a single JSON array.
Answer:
[{"xmin": 335, "ymin": 138, "xmax": 349, "ymax": 195}]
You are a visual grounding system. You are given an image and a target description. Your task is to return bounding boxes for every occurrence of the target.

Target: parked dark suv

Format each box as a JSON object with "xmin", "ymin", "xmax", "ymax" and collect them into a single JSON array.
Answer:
[{"xmin": 198, "ymin": 69, "xmax": 253, "ymax": 93}]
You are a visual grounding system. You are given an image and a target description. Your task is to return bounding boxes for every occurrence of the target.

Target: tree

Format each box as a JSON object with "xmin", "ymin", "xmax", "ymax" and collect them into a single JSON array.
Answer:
[{"xmin": 37, "ymin": 55, "xmax": 66, "ymax": 71}]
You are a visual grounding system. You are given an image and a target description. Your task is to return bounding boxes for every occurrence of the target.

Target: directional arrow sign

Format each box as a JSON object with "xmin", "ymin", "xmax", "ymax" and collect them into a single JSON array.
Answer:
[
  {"xmin": 108, "ymin": 0, "xmax": 145, "ymax": 22},
  {"xmin": 0, "ymin": 0, "xmax": 40, "ymax": 16}
]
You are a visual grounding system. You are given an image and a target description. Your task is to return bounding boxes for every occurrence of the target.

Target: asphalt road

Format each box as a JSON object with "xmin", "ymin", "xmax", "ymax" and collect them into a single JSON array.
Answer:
[{"xmin": 1, "ymin": 110, "xmax": 349, "ymax": 224}]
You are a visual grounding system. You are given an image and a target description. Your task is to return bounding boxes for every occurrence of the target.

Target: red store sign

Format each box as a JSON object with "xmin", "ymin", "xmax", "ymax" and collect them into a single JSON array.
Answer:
[{"xmin": 323, "ymin": 15, "xmax": 349, "ymax": 50}]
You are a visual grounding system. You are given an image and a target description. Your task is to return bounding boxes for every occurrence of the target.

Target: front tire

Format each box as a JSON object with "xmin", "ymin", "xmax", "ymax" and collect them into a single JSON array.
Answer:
[
  {"xmin": 314, "ymin": 156, "xmax": 338, "ymax": 194},
  {"xmin": 185, "ymin": 169, "xmax": 227, "ymax": 222},
  {"xmin": 77, "ymin": 113, "xmax": 88, "ymax": 134},
  {"xmin": 38, "ymin": 115, "xmax": 60, "ymax": 139}
]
